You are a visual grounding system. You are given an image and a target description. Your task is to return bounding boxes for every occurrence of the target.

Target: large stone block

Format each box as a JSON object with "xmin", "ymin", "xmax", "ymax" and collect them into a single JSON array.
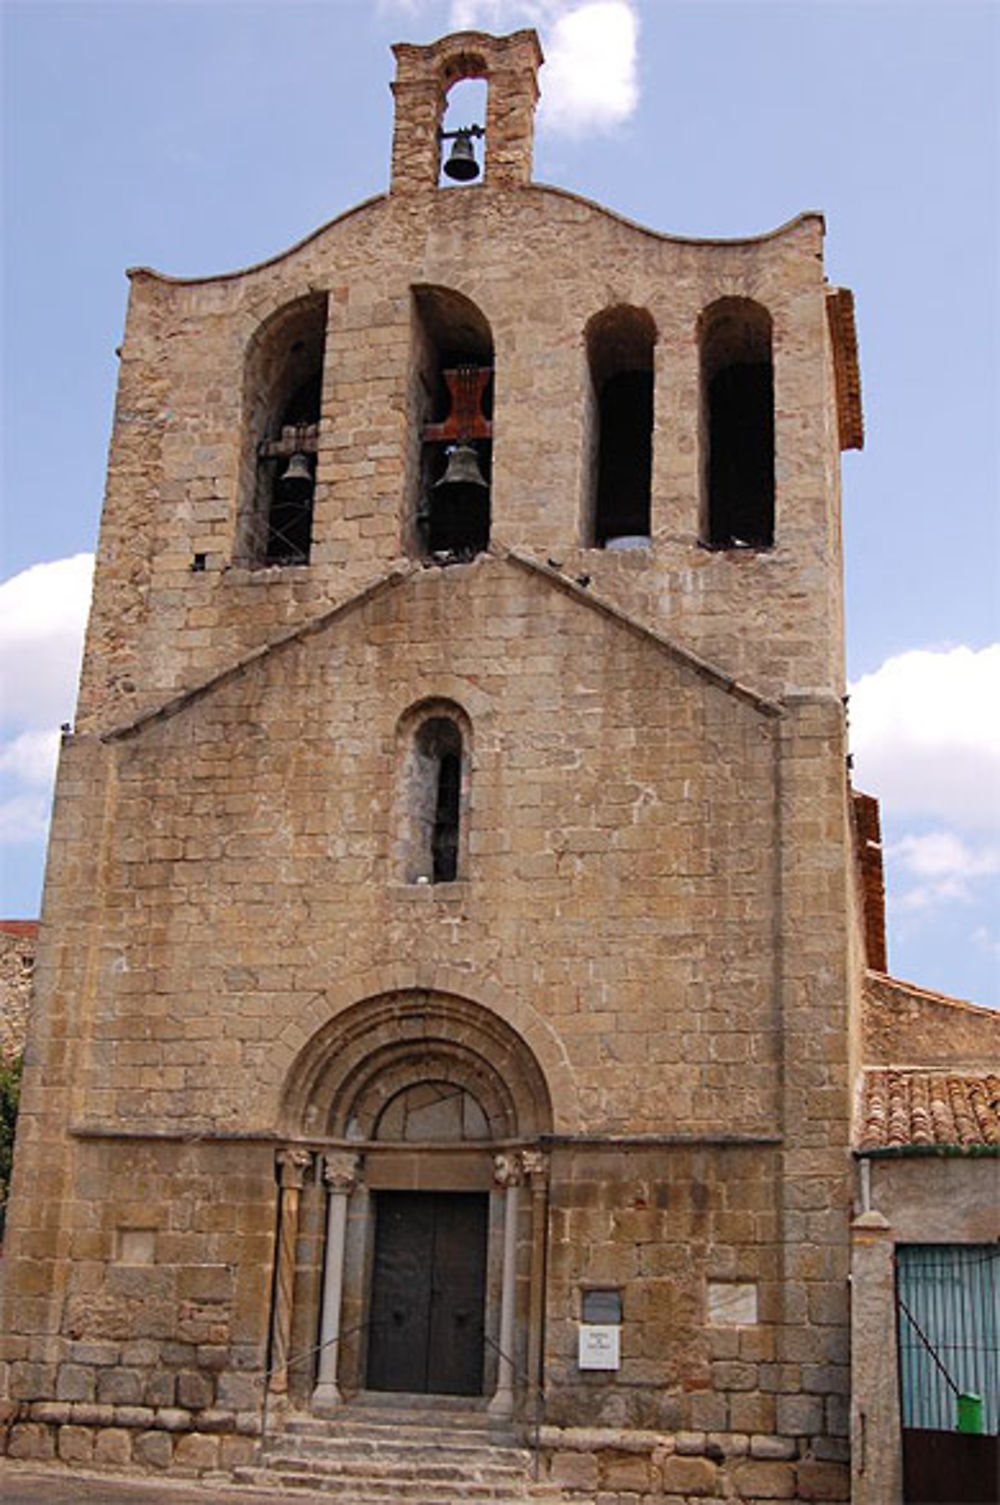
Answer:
[
  {"xmin": 8, "ymin": 1423, "xmax": 56, "ymax": 1460},
  {"xmin": 658, "ymin": 1453, "xmax": 719, "ymax": 1495}
]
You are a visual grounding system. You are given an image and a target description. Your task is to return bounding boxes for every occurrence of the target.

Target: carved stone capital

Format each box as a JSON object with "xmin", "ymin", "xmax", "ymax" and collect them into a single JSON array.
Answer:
[
  {"xmin": 493, "ymin": 1151, "xmax": 523, "ymax": 1189},
  {"xmin": 323, "ymin": 1152, "xmax": 360, "ymax": 1193},
  {"xmin": 276, "ymin": 1147, "xmax": 312, "ymax": 1189},
  {"xmin": 521, "ymin": 1149, "xmax": 549, "ymax": 1185}
]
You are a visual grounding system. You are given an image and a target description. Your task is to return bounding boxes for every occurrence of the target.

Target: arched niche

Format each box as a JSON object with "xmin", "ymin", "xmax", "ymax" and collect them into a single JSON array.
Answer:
[
  {"xmin": 408, "ymin": 286, "xmax": 494, "ymax": 561},
  {"xmin": 393, "ymin": 696, "xmax": 473, "ymax": 885},
  {"xmin": 699, "ymin": 297, "xmax": 775, "ymax": 549},
  {"xmin": 236, "ymin": 293, "xmax": 328, "ymax": 566},
  {"xmin": 584, "ymin": 304, "xmax": 656, "ymax": 548},
  {"xmin": 279, "ymin": 990, "xmax": 553, "ymax": 1142}
]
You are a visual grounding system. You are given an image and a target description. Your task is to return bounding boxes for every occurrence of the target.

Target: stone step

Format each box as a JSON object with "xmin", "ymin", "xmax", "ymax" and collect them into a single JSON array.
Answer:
[
  {"xmin": 235, "ymin": 1463, "xmax": 564, "ymax": 1501},
  {"xmin": 283, "ymin": 1406, "xmax": 522, "ymax": 1440},
  {"xmin": 265, "ymin": 1433, "xmax": 530, "ymax": 1464},
  {"xmin": 263, "ymin": 1450, "xmax": 533, "ymax": 1482}
]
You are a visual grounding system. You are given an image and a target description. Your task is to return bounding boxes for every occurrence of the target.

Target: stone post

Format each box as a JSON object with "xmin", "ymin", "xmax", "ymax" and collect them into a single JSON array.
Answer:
[
  {"xmin": 488, "ymin": 1151, "xmax": 523, "ymax": 1417},
  {"xmin": 269, "ymin": 1148, "xmax": 312, "ymax": 1395},
  {"xmin": 312, "ymin": 1151, "xmax": 361, "ymax": 1412},
  {"xmin": 521, "ymin": 1148, "xmax": 550, "ymax": 1413},
  {"xmin": 851, "ymin": 1208, "xmax": 902, "ymax": 1505}
]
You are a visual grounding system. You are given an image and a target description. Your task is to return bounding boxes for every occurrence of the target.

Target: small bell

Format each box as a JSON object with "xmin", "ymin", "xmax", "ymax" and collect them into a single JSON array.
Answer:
[
  {"xmin": 443, "ymin": 132, "xmax": 480, "ymax": 182},
  {"xmin": 433, "ymin": 443, "xmax": 488, "ymax": 491},
  {"xmin": 278, "ymin": 451, "xmax": 313, "ymax": 487}
]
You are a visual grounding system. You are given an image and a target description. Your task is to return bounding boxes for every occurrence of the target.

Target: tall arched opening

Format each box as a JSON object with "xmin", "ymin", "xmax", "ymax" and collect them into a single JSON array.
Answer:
[{"xmin": 274, "ymin": 992, "xmax": 553, "ymax": 1417}]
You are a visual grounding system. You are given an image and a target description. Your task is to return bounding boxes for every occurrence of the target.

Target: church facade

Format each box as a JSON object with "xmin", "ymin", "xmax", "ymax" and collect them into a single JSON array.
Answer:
[{"xmin": 7, "ymin": 28, "xmax": 993, "ymax": 1505}]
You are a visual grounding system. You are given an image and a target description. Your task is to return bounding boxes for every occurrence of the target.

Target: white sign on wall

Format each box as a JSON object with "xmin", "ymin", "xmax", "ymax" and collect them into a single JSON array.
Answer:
[{"xmin": 578, "ymin": 1323, "xmax": 621, "ymax": 1370}]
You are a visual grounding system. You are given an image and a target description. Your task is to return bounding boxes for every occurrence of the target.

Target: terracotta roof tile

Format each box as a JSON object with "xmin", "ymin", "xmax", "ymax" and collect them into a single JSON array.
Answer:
[{"xmin": 858, "ymin": 1069, "xmax": 1000, "ymax": 1152}]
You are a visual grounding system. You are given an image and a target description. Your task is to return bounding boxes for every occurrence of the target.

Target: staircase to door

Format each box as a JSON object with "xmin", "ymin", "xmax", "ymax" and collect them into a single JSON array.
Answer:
[{"xmin": 237, "ymin": 1402, "xmax": 572, "ymax": 1502}]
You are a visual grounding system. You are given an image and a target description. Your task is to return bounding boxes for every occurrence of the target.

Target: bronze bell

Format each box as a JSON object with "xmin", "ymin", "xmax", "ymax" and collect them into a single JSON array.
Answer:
[
  {"xmin": 434, "ymin": 443, "xmax": 488, "ymax": 491},
  {"xmin": 443, "ymin": 132, "xmax": 480, "ymax": 182},
  {"xmin": 278, "ymin": 451, "xmax": 313, "ymax": 487}
]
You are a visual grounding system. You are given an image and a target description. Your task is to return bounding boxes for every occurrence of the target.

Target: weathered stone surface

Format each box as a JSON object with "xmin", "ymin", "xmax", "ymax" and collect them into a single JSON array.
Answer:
[
  {"xmin": 218, "ymin": 1433, "xmax": 257, "ymax": 1470},
  {"xmin": 8, "ymin": 1423, "xmax": 55, "ymax": 1460},
  {"xmin": 658, "ymin": 1453, "xmax": 719, "ymax": 1495},
  {"xmin": 601, "ymin": 1452, "xmax": 653, "ymax": 1491},
  {"xmin": 176, "ymin": 1369, "xmax": 214, "ymax": 1410},
  {"xmin": 731, "ymin": 1457, "xmax": 797, "ymax": 1499},
  {"xmin": 56, "ymin": 1364, "xmax": 95, "ymax": 1403},
  {"xmin": 97, "ymin": 1367, "xmax": 145, "ymax": 1405},
  {"xmin": 94, "ymin": 1426, "xmax": 134, "ymax": 1465},
  {"xmin": 57, "ymin": 1423, "xmax": 94, "ymax": 1463},
  {"xmin": 550, "ymin": 1450, "xmax": 600, "ymax": 1489},
  {"xmin": 133, "ymin": 1428, "xmax": 174, "ymax": 1469},
  {"xmin": 776, "ymin": 1393, "xmax": 824, "ymax": 1437},
  {"xmin": 797, "ymin": 1458, "xmax": 851, "ymax": 1500},
  {"xmin": 173, "ymin": 1431, "xmax": 220, "ymax": 1471}
]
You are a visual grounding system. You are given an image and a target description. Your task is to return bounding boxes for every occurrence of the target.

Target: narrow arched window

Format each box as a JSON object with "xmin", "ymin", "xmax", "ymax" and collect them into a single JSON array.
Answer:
[
  {"xmin": 585, "ymin": 306, "xmax": 655, "ymax": 548},
  {"xmin": 413, "ymin": 716, "xmax": 463, "ymax": 883},
  {"xmin": 700, "ymin": 299, "xmax": 774, "ymax": 549},
  {"xmin": 409, "ymin": 287, "xmax": 493, "ymax": 563},
  {"xmin": 237, "ymin": 294, "xmax": 327, "ymax": 566}
]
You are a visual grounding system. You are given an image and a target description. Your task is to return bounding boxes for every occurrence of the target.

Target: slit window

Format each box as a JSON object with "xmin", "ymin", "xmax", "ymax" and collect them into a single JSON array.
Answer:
[
  {"xmin": 413, "ymin": 716, "xmax": 463, "ymax": 884},
  {"xmin": 700, "ymin": 299, "xmax": 774, "ymax": 549},
  {"xmin": 585, "ymin": 306, "xmax": 655, "ymax": 548}
]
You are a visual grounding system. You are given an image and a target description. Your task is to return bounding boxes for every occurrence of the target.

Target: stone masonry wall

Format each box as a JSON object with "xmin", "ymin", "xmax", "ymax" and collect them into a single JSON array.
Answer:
[
  {"xmin": 64, "ymin": 561, "xmax": 782, "ymax": 1139},
  {"xmin": 77, "ymin": 190, "xmax": 844, "ymax": 736}
]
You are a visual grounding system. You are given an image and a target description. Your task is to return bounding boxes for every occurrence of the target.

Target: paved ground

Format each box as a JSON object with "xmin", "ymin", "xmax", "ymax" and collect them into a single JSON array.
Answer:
[{"xmin": 0, "ymin": 1462, "xmax": 330, "ymax": 1504}]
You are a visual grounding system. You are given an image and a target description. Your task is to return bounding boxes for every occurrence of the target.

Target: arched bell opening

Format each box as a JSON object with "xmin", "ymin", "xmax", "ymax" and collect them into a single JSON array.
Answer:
[
  {"xmin": 438, "ymin": 76, "xmax": 488, "ymax": 187},
  {"xmin": 584, "ymin": 305, "xmax": 656, "ymax": 549},
  {"xmin": 407, "ymin": 285, "xmax": 494, "ymax": 563},
  {"xmin": 276, "ymin": 992, "xmax": 552, "ymax": 1414},
  {"xmin": 236, "ymin": 293, "xmax": 328, "ymax": 566},
  {"xmin": 699, "ymin": 297, "xmax": 775, "ymax": 550}
]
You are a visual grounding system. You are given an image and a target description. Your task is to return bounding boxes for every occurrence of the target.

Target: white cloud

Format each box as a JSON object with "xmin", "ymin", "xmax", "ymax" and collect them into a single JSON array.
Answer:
[
  {"xmin": 0, "ymin": 555, "xmax": 93, "ymax": 870},
  {"xmin": 539, "ymin": 3, "xmax": 638, "ymax": 136},
  {"xmin": 0, "ymin": 730, "xmax": 61, "ymax": 788},
  {"xmin": 849, "ymin": 645, "xmax": 1000, "ymax": 829},
  {"xmin": 443, "ymin": 1, "xmax": 639, "ymax": 137},
  {"xmin": 0, "ymin": 790, "xmax": 52, "ymax": 845},
  {"xmin": 889, "ymin": 830, "xmax": 1000, "ymax": 911},
  {"xmin": 0, "ymin": 554, "xmax": 93, "ymax": 731}
]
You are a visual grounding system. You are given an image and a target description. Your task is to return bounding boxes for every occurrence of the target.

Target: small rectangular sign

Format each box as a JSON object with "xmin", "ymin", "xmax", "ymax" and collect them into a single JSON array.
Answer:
[{"xmin": 578, "ymin": 1323, "xmax": 621, "ymax": 1370}]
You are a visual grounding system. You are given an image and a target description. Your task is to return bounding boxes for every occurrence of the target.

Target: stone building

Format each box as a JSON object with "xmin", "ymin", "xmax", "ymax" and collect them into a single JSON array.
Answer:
[{"xmin": 1, "ymin": 28, "xmax": 996, "ymax": 1505}]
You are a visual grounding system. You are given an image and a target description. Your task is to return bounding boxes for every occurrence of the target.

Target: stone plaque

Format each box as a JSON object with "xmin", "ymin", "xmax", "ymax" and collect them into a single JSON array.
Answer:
[
  {"xmin": 707, "ymin": 1280, "xmax": 758, "ymax": 1326},
  {"xmin": 578, "ymin": 1324, "xmax": 621, "ymax": 1370}
]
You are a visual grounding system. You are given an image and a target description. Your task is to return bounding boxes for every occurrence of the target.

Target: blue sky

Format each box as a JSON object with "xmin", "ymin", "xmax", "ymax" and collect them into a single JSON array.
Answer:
[{"xmin": 1, "ymin": 0, "xmax": 998, "ymax": 1005}]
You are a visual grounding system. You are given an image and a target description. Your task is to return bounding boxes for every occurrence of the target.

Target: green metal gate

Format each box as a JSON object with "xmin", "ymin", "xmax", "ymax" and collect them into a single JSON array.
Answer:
[{"xmin": 896, "ymin": 1244, "xmax": 999, "ymax": 1504}]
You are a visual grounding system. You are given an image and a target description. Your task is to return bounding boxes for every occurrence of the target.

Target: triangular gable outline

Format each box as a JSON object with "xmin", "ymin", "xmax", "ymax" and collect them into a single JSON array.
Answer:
[{"xmin": 102, "ymin": 548, "xmax": 782, "ymax": 744}]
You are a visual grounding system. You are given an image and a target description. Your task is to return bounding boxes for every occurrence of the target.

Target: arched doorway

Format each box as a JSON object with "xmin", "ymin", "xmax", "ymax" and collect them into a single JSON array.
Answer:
[{"xmin": 275, "ymin": 991, "xmax": 553, "ymax": 1415}]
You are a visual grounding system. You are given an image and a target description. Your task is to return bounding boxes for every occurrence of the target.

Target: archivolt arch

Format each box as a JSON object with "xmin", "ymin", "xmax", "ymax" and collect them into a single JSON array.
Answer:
[{"xmin": 279, "ymin": 989, "xmax": 554, "ymax": 1140}]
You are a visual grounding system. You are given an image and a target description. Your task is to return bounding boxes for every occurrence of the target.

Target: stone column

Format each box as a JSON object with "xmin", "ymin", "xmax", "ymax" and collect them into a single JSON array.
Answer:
[
  {"xmin": 851, "ymin": 1209, "xmax": 902, "ymax": 1505},
  {"xmin": 312, "ymin": 1151, "xmax": 361, "ymax": 1412},
  {"xmin": 488, "ymin": 1151, "xmax": 523, "ymax": 1418},
  {"xmin": 521, "ymin": 1149, "xmax": 550, "ymax": 1415},
  {"xmin": 269, "ymin": 1148, "xmax": 312, "ymax": 1395}
]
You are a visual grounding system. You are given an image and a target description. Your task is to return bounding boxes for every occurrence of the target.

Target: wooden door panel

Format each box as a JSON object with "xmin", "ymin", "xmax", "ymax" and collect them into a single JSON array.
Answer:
[
  {"xmin": 366, "ymin": 1191, "xmax": 487, "ymax": 1396},
  {"xmin": 367, "ymin": 1192, "xmax": 434, "ymax": 1393},
  {"xmin": 427, "ymin": 1192, "xmax": 488, "ymax": 1395}
]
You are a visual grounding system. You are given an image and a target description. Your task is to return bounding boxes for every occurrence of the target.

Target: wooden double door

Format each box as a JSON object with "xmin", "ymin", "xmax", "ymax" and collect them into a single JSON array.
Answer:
[{"xmin": 367, "ymin": 1190, "xmax": 488, "ymax": 1396}]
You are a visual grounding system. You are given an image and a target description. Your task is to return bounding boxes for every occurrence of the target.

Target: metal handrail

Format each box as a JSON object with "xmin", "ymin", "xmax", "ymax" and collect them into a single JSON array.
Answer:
[
  {"xmin": 253, "ymin": 1321, "xmax": 546, "ymax": 1481},
  {"xmin": 258, "ymin": 1317, "xmax": 385, "ymax": 1448},
  {"xmin": 481, "ymin": 1330, "xmax": 546, "ymax": 1482}
]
